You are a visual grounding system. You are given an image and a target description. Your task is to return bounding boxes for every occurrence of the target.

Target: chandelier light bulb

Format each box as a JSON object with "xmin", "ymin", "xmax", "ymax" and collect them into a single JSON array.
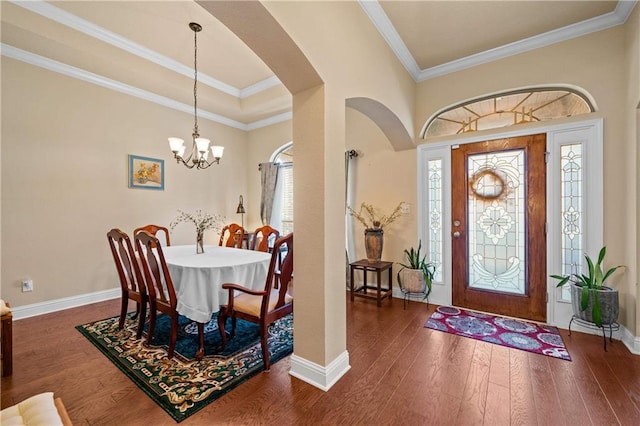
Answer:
[{"xmin": 211, "ymin": 146, "xmax": 224, "ymax": 159}]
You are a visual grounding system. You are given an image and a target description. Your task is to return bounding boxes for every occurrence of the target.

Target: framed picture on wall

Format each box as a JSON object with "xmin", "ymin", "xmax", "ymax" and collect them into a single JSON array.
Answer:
[{"xmin": 128, "ymin": 154, "xmax": 164, "ymax": 190}]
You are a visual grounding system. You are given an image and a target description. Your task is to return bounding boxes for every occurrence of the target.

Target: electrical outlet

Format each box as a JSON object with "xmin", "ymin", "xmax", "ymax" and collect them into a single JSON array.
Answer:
[
  {"xmin": 22, "ymin": 279, "xmax": 33, "ymax": 292},
  {"xmin": 401, "ymin": 202, "xmax": 411, "ymax": 214}
]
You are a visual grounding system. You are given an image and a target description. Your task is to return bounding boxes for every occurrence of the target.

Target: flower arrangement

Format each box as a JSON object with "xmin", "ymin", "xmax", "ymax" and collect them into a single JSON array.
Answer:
[
  {"xmin": 170, "ymin": 209, "xmax": 225, "ymax": 234},
  {"xmin": 134, "ymin": 162, "xmax": 159, "ymax": 184},
  {"xmin": 170, "ymin": 209, "xmax": 225, "ymax": 253},
  {"xmin": 348, "ymin": 202, "xmax": 404, "ymax": 230}
]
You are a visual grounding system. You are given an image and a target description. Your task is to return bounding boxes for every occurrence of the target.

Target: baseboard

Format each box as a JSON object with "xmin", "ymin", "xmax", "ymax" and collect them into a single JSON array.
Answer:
[
  {"xmin": 619, "ymin": 324, "xmax": 640, "ymax": 355},
  {"xmin": 11, "ymin": 288, "xmax": 120, "ymax": 320},
  {"xmin": 289, "ymin": 350, "xmax": 351, "ymax": 391}
]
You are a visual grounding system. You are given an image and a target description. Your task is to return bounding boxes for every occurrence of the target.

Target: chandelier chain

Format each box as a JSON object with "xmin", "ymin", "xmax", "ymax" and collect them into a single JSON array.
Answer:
[{"xmin": 193, "ymin": 26, "xmax": 199, "ymax": 137}]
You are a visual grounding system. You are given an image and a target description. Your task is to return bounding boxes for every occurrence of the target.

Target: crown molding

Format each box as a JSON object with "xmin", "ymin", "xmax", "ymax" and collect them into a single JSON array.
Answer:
[
  {"xmin": 361, "ymin": 0, "xmax": 637, "ymax": 82},
  {"xmin": 245, "ymin": 111, "xmax": 293, "ymax": 131},
  {"xmin": 1, "ymin": 43, "xmax": 282, "ymax": 131},
  {"xmin": 239, "ymin": 76, "xmax": 283, "ymax": 99},
  {"xmin": 357, "ymin": 0, "xmax": 421, "ymax": 80},
  {"xmin": 10, "ymin": 0, "xmax": 282, "ymax": 98}
]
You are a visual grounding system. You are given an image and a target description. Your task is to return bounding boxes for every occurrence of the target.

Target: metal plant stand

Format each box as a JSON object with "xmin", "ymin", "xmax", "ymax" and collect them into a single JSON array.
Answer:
[
  {"xmin": 400, "ymin": 290, "xmax": 429, "ymax": 310},
  {"xmin": 568, "ymin": 315, "xmax": 620, "ymax": 351}
]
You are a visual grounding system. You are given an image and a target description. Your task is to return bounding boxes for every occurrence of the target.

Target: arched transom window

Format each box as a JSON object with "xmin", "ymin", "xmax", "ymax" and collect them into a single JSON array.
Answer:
[{"xmin": 422, "ymin": 87, "xmax": 595, "ymax": 138}]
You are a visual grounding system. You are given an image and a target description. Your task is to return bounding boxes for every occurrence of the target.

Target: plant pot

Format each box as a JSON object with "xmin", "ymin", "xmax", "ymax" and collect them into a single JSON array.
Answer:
[
  {"xmin": 364, "ymin": 228, "xmax": 383, "ymax": 262},
  {"xmin": 398, "ymin": 268, "xmax": 426, "ymax": 294},
  {"xmin": 570, "ymin": 283, "xmax": 619, "ymax": 325}
]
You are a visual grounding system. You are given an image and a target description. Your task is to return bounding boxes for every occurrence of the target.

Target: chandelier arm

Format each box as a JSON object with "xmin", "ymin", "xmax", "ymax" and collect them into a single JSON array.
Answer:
[
  {"xmin": 195, "ymin": 157, "xmax": 221, "ymax": 170},
  {"xmin": 173, "ymin": 154, "xmax": 197, "ymax": 169}
]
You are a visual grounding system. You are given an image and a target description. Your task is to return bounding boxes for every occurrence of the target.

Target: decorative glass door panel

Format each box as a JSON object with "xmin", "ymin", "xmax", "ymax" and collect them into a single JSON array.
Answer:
[
  {"xmin": 452, "ymin": 134, "xmax": 547, "ymax": 322},
  {"xmin": 467, "ymin": 150, "xmax": 525, "ymax": 295}
]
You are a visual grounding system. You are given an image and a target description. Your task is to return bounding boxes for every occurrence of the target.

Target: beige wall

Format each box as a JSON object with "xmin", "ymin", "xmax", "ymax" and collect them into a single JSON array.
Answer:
[
  {"xmin": 625, "ymin": 4, "xmax": 639, "ymax": 336},
  {"xmin": 1, "ymin": 58, "xmax": 250, "ymax": 304},
  {"xmin": 415, "ymin": 24, "xmax": 637, "ymax": 334}
]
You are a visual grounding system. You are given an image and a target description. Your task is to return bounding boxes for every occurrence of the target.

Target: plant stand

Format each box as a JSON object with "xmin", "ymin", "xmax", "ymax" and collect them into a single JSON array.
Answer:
[
  {"xmin": 399, "ymin": 289, "xmax": 429, "ymax": 310},
  {"xmin": 568, "ymin": 315, "xmax": 620, "ymax": 351}
]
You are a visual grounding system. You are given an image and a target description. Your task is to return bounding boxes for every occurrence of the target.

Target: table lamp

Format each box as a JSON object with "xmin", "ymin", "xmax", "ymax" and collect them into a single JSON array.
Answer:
[{"xmin": 236, "ymin": 195, "xmax": 246, "ymax": 235}]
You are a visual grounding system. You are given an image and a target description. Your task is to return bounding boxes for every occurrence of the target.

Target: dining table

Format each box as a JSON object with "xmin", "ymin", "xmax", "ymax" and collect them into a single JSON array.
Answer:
[{"xmin": 161, "ymin": 244, "xmax": 271, "ymax": 358}]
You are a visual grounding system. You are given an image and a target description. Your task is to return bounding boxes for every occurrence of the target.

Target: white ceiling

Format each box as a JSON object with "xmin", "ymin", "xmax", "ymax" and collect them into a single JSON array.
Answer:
[{"xmin": 1, "ymin": 1, "xmax": 634, "ymax": 131}]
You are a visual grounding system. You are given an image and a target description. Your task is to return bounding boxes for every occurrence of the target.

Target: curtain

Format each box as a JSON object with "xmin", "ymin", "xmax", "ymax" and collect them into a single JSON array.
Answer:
[
  {"xmin": 259, "ymin": 162, "xmax": 279, "ymax": 225},
  {"xmin": 345, "ymin": 150, "xmax": 359, "ymax": 285}
]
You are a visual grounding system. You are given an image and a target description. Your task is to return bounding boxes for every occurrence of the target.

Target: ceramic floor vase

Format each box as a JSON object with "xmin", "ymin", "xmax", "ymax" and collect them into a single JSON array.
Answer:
[{"xmin": 364, "ymin": 228, "xmax": 383, "ymax": 262}]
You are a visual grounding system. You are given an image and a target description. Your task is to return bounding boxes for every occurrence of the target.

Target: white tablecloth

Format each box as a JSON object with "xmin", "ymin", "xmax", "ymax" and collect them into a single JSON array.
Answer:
[{"xmin": 162, "ymin": 245, "xmax": 271, "ymax": 323}]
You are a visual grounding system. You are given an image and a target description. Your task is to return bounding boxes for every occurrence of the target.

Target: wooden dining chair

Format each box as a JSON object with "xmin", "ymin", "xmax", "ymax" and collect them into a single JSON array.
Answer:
[
  {"xmin": 107, "ymin": 228, "xmax": 147, "ymax": 339},
  {"xmin": 218, "ymin": 223, "xmax": 246, "ymax": 248},
  {"xmin": 134, "ymin": 224, "xmax": 170, "ymax": 247},
  {"xmin": 218, "ymin": 233, "xmax": 293, "ymax": 371},
  {"xmin": 250, "ymin": 225, "xmax": 280, "ymax": 252},
  {"xmin": 134, "ymin": 230, "xmax": 179, "ymax": 358}
]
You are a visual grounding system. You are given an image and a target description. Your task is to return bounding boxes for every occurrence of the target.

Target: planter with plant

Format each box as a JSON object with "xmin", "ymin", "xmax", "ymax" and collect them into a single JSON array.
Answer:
[
  {"xmin": 397, "ymin": 240, "xmax": 435, "ymax": 301},
  {"xmin": 550, "ymin": 246, "xmax": 624, "ymax": 327}
]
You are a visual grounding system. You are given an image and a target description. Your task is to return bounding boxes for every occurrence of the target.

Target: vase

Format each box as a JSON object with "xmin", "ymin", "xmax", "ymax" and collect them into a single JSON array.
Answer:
[
  {"xmin": 196, "ymin": 231, "xmax": 204, "ymax": 254},
  {"xmin": 364, "ymin": 228, "xmax": 383, "ymax": 262}
]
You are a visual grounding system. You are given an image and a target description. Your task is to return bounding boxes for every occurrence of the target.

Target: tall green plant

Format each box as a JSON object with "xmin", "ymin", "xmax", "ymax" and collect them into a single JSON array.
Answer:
[
  {"xmin": 397, "ymin": 240, "xmax": 435, "ymax": 298},
  {"xmin": 550, "ymin": 246, "xmax": 623, "ymax": 327}
]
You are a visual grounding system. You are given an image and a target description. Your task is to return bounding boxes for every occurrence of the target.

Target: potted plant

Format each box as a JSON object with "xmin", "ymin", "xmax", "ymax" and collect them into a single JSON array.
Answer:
[
  {"xmin": 550, "ymin": 246, "xmax": 624, "ymax": 327},
  {"xmin": 397, "ymin": 240, "xmax": 435, "ymax": 299}
]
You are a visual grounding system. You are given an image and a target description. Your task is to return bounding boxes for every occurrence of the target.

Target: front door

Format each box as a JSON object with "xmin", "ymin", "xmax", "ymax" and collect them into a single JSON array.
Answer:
[{"xmin": 451, "ymin": 134, "xmax": 547, "ymax": 322}]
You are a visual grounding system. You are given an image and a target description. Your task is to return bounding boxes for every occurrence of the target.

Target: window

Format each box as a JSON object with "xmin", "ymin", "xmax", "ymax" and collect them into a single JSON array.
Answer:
[
  {"xmin": 422, "ymin": 87, "xmax": 595, "ymax": 138},
  {"xmin": 271, "ymin": 143, "xmax": 293, "ymax": 235}
]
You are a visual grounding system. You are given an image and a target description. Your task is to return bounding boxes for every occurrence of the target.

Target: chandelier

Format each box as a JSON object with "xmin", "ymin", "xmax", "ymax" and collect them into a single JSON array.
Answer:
[{"xmin": 168, "ymin": 22, "xmax": 224, "ymax": 169}]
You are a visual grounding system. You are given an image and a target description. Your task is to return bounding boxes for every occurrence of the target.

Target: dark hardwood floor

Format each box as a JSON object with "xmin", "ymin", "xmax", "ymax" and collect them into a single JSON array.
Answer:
[{"xmin": 2, "ymin": 296, "xmax": 639, "ymax": 425}]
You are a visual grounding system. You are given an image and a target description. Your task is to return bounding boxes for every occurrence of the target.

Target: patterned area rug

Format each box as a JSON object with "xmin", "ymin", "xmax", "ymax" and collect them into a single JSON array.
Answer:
[
  {"xmin": 425, "ymin": 306, "xmax": 571, "ymax": 361},
  {"xmin": 77, "ymin": 312, "xmax": 293, "ymax": 422}
]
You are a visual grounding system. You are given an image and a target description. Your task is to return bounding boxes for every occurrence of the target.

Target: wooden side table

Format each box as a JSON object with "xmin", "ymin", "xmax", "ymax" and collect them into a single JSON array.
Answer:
[{"xmin": 350, "ymin": 260, "xmax": 393, "ymax": 307}]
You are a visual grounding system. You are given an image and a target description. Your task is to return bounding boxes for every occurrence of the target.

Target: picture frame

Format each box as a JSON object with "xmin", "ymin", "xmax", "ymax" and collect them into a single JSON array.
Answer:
[{"xmin": 128, "ymin": 154, "xmax": 164, "ymax": 190}]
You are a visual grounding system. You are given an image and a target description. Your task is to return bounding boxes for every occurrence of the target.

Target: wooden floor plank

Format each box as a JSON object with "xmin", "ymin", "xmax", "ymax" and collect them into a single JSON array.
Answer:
[
  {"xmin": 484, "ymin": 381, "xmax": 511, "ymax": 425},
  {"xmin": 528, "ymin": 353, "xmax": 566, "ymax": 426},
  {"xmin": 569, "ymin": 349, "xmax": 620, "ymax": 425},
  {"xmin": 548, "ymin": 355, "xmax": 590, "ymax": 425},
  {"xmin": 509, "ymin": 350, "xmax": 537, "ymax": 426},
  {"xmin": 585, "ymin": 352, "xmax": 640, "ymax": 425},
  {"xmin": 454, "ymin": 351, "xmax": 490, "ymax": 425}
]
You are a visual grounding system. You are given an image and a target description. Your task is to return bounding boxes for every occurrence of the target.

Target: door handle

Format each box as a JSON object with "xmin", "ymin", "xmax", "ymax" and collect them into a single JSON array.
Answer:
[{"xmin": 453, "ymin": 231, "xmax": 461, "ymax": 239}]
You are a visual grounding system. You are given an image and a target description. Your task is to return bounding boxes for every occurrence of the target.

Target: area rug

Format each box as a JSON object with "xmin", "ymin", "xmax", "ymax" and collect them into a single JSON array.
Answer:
[
  {"xmin": 425, "ymin": 306, "xmax": 571, "ymax": 361},
  {"xmin": 76, "ymin": 312, "xmax": 293, "ymax": 422}
]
